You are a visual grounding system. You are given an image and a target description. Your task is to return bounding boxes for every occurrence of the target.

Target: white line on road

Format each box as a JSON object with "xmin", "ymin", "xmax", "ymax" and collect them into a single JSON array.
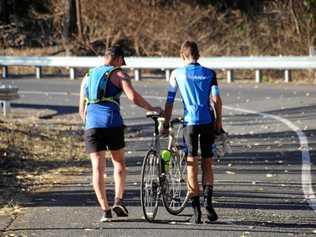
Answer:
[
  {"xmin": 224, "ymin": 105, "xmax": 316, "ymax": 212},
  {"xmin": 20, "ymin": 90, "xmax": 79, "ymax": 96}
]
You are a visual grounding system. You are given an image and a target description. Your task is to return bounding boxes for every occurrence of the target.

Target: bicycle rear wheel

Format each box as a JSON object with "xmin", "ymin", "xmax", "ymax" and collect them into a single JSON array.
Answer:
[
  {"xmin": 162, "ymin": 147, "xmax": 189, "ymax": 215},
  {"xmin": 140, "ymin": 149, "xmax": 160, "ymax": 222}
]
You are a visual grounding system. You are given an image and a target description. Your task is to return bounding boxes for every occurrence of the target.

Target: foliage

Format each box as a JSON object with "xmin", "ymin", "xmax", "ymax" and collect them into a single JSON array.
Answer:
[{"xmin": 0, "ymin": 0, "xmax": 315, "ymax": 56}]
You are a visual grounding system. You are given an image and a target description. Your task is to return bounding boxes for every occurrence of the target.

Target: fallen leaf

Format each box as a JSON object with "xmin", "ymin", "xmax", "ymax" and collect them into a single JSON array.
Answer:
[
  {"xmin": 226, "ymin": 171, "xmax": 235, "ymax": 175},
  {"xmin": 240, "ymin": 231, "xmax": 250, "ymax": 237}
]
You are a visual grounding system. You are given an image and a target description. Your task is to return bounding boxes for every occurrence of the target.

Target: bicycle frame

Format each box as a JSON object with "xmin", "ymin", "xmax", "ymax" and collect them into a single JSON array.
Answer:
[
  {"xmin": 141, "ymin": 113, "xmax": 189, "ymax": 221},
  {"xmin": 152, "ymin": 117, "xmax": 161, "ymax": 154}
]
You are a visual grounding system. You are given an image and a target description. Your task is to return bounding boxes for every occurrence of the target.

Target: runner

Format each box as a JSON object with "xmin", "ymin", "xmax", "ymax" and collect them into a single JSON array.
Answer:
[
  {"xmin": 79, "ymin": 45, "xmax": 162, "ymax": 222},
  {"xmin": 161, "ymin": 40, "xmax": 224, "ymax": 224}
]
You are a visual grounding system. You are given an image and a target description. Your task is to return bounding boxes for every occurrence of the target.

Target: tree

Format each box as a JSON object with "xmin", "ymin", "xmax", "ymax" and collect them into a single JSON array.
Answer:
[
  {"xmin": 0, "ymin": 0, "xmax": 8, "ymax": 23},
  {"xmin": 62, "ymin": 0, "xmax": 77, "ymax": 55},
  {"xmin": 76, "ymin": 0, "xmax": 83, "ymax": 41},
  {"xmin": 63, "ymin": 0, "xmax": 77, "ymax": 42}
]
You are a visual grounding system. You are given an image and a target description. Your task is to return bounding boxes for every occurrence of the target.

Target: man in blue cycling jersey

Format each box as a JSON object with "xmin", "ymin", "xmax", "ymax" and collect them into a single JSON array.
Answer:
[
  {"xmin": 162, "ymin": 40, "xmax": 223, "ymax": 224},
  {"xmin": 79, "ymin": 45, "xmax": 162, "ymax": 222}
]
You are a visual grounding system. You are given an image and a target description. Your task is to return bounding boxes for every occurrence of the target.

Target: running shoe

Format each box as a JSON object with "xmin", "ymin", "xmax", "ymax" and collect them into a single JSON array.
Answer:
[
  {"xmin": 205, "ymin": 205, "xmax": 218, "ymax": 222},
  {"xmin": 100, "ymin": 209, "xmax": 112, "ymax": 222},
  {"xmin": 113, "ymin": 199, "xmax": 129, "ymax": 217}
]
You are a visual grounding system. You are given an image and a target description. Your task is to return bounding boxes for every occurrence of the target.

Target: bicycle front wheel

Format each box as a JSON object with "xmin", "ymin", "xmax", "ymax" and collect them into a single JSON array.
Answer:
[
  {"xmin": 140, "ymin": 149, "xmax": 160, "ymax": 222},
  {"xmin": 162, "ymin": 148, "xmax": 189, "ymax": 215}
]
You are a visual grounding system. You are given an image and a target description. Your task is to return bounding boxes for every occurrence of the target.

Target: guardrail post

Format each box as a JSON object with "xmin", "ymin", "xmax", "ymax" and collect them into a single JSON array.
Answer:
[
  {"xmin": 36, "ymin": 66, "xmax": 42, "ymax": 79},
  {"xmin": 2, "ymin": 101, "xmax": 10, "ymax": 116},
  {"xmin": 2, "ymin": 66, "xmax": 8, "ymax": 79},
  {"xmin": 227, "ymin": 70, "xmax": 234, "ymax": 83},
  {"xmin": 165, "ymin": 69, "xmax": 171, "ymax": 81},
  {"xmin": 134, "ymin": 69, "xmax": 141, "ymax": 81},
  {"xmin": 69, "ymin": 68, "xmax": 76, "ymax": 80},
  {"xmin": 255, "ymin": 70, "xmax": 262, "ymax": 83},
  {"xmin": 309, "ymin": 46, "xmax": 315, "ymax": 56},
  {"xmin": 284, "ymin": 70, "xmax": 291, "ymax": 83}
]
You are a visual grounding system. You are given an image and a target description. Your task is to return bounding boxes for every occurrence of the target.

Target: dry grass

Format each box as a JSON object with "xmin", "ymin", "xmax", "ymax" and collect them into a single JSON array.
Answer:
[
  {"xmin": 0, "ymin": 116, "xmax": 89, "ymax": 215},
  {"xmin": 1, "ymin": 1, "xmax": 316, "ymax": 57},
  {"xmin": 1, "ymin": 1, "xmax": 316, "ymax": 81}
]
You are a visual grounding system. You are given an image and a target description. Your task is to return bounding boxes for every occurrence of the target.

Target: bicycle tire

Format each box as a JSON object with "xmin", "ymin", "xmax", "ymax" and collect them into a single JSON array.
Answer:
[
  {"xmin": 162, "ymin": 147, "xmax": 189, "ymax": 215},
  {"xmin": 140, "ymin": 149, "xmax": 160, "ymax": 222}
]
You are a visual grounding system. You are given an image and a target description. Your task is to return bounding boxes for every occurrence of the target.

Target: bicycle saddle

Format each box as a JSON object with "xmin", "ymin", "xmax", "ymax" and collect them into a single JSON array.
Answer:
[{"xmin": 146, "ymin": 111, "xmax": 162, "ymax": 119}]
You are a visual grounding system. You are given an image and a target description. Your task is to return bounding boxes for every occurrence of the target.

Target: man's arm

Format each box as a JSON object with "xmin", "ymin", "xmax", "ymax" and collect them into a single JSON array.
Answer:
[
  {"xmin": 163, "ymin": 70, "xmax": 177, "ymax": 128},
  {"xmin": 115, "ymin": 70, "xmax": 161, "ymax": 112},
  {"xmin": 163, "ymin": 103, "xmax": 173, "ymax": 128},
  {"xmin": 211, "ymin": 94, "xmax": 223, "ymax": 130},
  {"xmin": 79, "ymin": 75, "xmax": 88, "ymax": 122},
  {"xmin": 210, "ymin": 73, "xmax": 223, "ymax": 130}
]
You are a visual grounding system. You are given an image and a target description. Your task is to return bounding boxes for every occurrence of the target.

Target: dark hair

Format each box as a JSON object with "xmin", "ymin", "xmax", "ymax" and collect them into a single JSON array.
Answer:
[
  {"xmin": 180, "ymin": 40, "xmax": 200, "ymax": 60},
  {"xmin": 105, "ymin": 45, "xmax": 126, "ymax": 65}
]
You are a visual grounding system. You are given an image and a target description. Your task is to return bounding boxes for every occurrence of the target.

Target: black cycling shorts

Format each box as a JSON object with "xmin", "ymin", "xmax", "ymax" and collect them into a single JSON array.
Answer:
[
  {"xmin": 84, "ymin": 127, "xmax": 125, "ymax": 153},
  {"xmin": 183, "ymin": 123, "xmax": 215, "ymax": 158}
]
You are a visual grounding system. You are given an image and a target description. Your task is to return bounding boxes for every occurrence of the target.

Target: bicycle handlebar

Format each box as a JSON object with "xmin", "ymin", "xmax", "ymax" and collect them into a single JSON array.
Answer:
[{"xmin": 170, "ymin": 117, "xmax": 184, "ymax": 126}]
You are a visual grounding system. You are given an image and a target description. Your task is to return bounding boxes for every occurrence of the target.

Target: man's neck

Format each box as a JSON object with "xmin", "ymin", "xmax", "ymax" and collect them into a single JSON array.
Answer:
[
  {"xmin": 184, "ymin": 58, "xmax": 198, "ymax": 65},
  {"xmin": 104, "ymin": 59, "xmax": 119, "ymax": 67}
]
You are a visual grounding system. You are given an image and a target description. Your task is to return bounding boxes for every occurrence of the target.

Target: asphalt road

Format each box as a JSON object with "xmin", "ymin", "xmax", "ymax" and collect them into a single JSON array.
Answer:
[{"xmin": 1, "ymin": 78, "xmax": 316, "ymax": 237}]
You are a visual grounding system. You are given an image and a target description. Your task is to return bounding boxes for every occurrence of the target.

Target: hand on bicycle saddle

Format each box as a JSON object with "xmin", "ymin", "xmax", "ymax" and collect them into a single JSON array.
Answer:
[{"xmin": 154, "ymin": 107, "xmax": 164, "ymax": 115}]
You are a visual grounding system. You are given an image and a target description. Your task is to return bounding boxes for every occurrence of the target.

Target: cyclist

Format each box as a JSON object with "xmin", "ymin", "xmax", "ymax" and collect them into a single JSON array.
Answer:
[
  {"xmin": 161, "ymin": 40, "xmax": 223, "ymax": 224},
  {"xmin": 79, "ymin": 45, "xmax": 162, "ymax": 222}
]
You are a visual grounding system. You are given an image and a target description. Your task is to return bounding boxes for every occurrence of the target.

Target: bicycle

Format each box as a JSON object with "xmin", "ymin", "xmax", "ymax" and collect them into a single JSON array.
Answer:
[{"xmin": 140, "ymin": 112, "xmax": 189, "ymax": 222}]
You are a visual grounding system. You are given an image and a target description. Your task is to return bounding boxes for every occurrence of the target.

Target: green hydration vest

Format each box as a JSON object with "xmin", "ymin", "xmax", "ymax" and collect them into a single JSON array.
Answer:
[{"xmin": 85, "ymin": 65, "xmax": 121, "ymax": 107}]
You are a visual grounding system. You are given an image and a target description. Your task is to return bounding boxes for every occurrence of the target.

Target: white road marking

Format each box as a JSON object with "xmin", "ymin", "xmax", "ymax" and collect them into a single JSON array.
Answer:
[
  {"xmin": 20, "ymin": 90, "xmax": 67, "ymax": 96},
  {"xmin": 223, "ymin": 105, "xmax": 315, "ymax": 212}
]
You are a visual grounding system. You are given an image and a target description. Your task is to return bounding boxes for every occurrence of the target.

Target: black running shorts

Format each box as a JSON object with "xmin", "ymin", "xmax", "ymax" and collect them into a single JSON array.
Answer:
[
  {"xmin": 84, "ymin": 127, "xmax": 125, "ymax": 153},
  {"xmin": 183, "ymin": 123, "xmax": 215, "ymax": 158}
]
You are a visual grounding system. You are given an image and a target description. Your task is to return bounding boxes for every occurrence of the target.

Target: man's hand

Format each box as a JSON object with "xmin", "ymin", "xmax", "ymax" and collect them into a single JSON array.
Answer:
[{"xmin": 152, "ymin": 106, "xmax": 163, "ymax": 115}]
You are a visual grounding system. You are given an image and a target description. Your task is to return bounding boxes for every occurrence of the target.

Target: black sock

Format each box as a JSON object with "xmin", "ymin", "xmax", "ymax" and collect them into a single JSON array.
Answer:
[
  {"xmin": 203, "ymin": 185, "xmax": 213, "ymax": 207},
  {"xmin": 203, "ymin": 186, "xmax": 218, "ymax": 222},
  {"xmin": 115, "ymin": 197, "xmax": 123, "ymax": 205},
  {"xmin": 190, "ymin": 196, "xmax": 202, "ymax": 224}
]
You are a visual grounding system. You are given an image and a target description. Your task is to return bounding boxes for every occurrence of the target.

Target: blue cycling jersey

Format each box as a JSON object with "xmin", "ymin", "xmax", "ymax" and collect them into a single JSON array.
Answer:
[
  {"xmin": 166, "ymin": 63, "xmax": 219, "ymax": 125},
  {"xmin": 83, "ymin": 65, "xmax": 124, "ymax": 129}
]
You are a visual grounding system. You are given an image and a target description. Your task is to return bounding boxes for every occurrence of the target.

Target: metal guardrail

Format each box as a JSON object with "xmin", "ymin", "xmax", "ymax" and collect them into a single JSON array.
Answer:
[
  {"xmin": 1, "ymin": 56, "xmax": 316, "ymax": 82},
  {"xmin": 0, "ymin": 85, "xmax": 19, "ymax": 116}
]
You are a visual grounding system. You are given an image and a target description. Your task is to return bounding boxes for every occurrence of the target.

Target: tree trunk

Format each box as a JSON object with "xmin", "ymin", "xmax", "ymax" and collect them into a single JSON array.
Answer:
[
  {"xmin": 76, "ymin": 0, "xmax": 84, "ymax": 41},
  {"xmin": 63, "ymin": 0, "xmax": 77, "ymax": 42},
  {"xmin": 0, "ymin": 0, "xmax": 15, "ymax": 24},
  {"xmin": 289, "ymin": 0, "xmax": 301, "ymax": 35},
  {"xmin": 0, "ymin": 0, "xmax": 8, "ymax": 23},
  {"xmin": 63, "ymin": 0, "xmax": 77, "ymax": 55}
]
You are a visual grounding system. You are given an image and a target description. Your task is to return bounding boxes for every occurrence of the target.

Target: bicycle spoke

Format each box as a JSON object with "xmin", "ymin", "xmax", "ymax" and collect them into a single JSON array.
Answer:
[
  {"xmin": 141, "ymin": 150, "xmax": 160, "ymax": 222},
  {"xmin": 162, "ymin": 150, "xmax": 189, "ymax": 215}
]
